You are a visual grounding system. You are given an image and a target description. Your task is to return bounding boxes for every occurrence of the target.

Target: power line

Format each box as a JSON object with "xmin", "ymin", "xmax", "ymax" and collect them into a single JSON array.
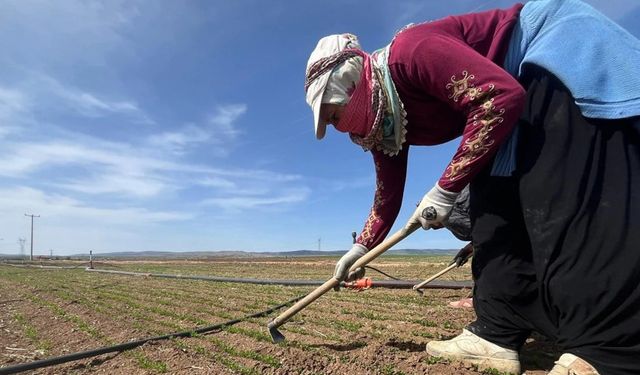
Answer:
[{"xmin": 24, "ymin": 213, "xmax": 40, "ymax": 261}]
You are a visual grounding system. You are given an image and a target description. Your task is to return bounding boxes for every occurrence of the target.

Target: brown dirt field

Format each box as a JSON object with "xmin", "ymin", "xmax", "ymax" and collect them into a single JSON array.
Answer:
[{"xmin": 0, "ymin": 257, "xmax": 560, "ymax": 374}]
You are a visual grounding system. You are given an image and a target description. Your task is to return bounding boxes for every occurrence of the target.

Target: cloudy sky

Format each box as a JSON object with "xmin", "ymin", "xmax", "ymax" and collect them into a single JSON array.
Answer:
[{"xmin": 1, "ymin": 0, "xmax": 638, "ymax": 256}]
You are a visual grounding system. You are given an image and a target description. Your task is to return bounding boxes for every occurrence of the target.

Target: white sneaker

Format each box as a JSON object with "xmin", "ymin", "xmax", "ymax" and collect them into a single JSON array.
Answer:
[
  {"xmin": 426, "ymin": 329, "xmax": 521, "ymax": 374},
  {"xmin": 548, "ymin": 353, "xmax": 599, "ymax": 375}
]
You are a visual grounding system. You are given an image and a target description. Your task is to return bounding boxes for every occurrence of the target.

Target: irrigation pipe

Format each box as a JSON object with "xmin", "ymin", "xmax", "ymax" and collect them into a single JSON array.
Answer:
[
  {"xmin": 86, "ymin": 268, "xmax": 330, "ymax": 286},
  {"xmin": 85, "ymin": 268, "xmax": 473, "ymax": 289},
  {"xmin": 2, "ymin": 262, "xmax": 473, "ymax": 289},
  {"xmin": 0, "ymin": 294, "xmax": 306, "ymax": 375},
  {"xmin": 0, "ymin": 263, "xmax": 83, "ymax": 270},
  {"xmin": 365, "ymin": 265, "xmax": 401, "ymax": 280}
]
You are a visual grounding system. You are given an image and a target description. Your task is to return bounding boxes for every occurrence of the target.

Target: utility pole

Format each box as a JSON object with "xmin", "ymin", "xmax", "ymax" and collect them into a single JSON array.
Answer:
[
  {"xmin": 318, "ymin": 237, "xmax": 321, "ymax": 251},
  {"xmin": 24, "ymin": 213, "xmax": 40, "ymax": 261}
]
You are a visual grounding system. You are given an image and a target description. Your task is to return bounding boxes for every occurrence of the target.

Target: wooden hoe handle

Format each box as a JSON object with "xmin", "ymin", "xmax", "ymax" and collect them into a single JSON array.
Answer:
[
  {"xmin": 412, "ymin": 263, "xmax": 458, "ymax": 291},
  {"xmin": 267, "ymin": 224, "xmax": 419, "ymax": 335}
]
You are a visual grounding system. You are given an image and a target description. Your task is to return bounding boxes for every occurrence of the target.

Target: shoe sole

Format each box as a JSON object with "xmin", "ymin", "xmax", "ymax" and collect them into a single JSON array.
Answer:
[{"xmin": 426, "ymin": 345, "xmax": 521, "ymax": 374}]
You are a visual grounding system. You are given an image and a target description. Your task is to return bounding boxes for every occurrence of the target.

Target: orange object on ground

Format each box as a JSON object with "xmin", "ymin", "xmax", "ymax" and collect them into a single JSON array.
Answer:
[{"xmin": 343, "ymin": 277, "xmax": 373, "ymax": 290}]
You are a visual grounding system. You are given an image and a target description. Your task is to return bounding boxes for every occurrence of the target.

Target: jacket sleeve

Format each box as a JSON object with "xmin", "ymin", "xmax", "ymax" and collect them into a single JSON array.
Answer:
[
  {"xmin": 408, "ymin": 33, "xmax": 526, "ymax": 192},
  {"xmin": 355, "ymin": 146, "xmax": 409, "ymax": 250}
]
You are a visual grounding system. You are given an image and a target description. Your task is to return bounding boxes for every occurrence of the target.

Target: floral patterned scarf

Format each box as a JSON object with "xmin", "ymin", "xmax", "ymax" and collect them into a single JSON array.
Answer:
[{"xmin": 305, "ymin": 46, "xmax": 407, "ymax": 156}]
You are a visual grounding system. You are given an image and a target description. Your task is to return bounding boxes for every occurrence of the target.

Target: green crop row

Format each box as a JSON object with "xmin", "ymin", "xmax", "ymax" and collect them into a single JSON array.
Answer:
[{"xmin": 12, "ymin": 312, "xmax": 53, "ymax": 353}]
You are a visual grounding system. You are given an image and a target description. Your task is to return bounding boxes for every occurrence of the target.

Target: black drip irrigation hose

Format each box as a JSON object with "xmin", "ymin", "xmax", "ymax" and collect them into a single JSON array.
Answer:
[
  {"xmin": 85, "ymin": 268, "xmax": 474, "ymax": 289},
  {"xmin": 2, "ymin": 262, "xmax": 474, "ymax": 289},
  {"xmin": 0, "ymin": 294, "xmax": 306, "ymax": 375},
  {"xmin": 86, "ymin": 268, "xmax": 326, "ymax": 286},
  {"xmin": 365, "ymin": 265, "xmax": 401, "ymax": 280}
]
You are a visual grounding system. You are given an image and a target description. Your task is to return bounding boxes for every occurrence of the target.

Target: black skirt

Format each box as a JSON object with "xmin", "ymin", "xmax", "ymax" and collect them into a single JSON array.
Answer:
[{"xmin": 467, "ymin": 66, "xmax": 640, "ymax": 375}]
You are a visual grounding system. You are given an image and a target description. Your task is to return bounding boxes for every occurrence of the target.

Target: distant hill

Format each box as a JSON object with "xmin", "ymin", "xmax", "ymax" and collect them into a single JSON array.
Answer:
[{"xmin": 0, "ymin": 248, "xmax": 459, "ymax": 260}]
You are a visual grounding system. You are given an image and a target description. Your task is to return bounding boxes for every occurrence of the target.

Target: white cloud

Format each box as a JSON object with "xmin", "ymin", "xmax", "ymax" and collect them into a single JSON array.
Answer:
[
  {"xmin": 0, "ymin": 87, "xmax": 29, "ymax": 115},
  {"xmin": 62, "ymin": 90, "xmax": 143, "ymax": 118},
  {"xmin": 204, "ymin": 167, "xmax": 301, "ymax": 182},
  {"xmin": 0, "ymin": 132, "xmax": 308, "ymax": 204},
  {"xmin": 26, "ymin": 73, "xmax": 154, "ymax": 123},
  {"xmin": 202, "ymin": 187, "xmax": 311, "ymax": 211},
  {"xmin": 0, "ymin": 138, "xmax": 178, "ymax": 197},
  {"xmin": 0, "ymin": 140, "xmax": 129, "ymax": 177},
  {"xmin": 0, "ymin": 86, "xmax": 31, "ymax": 137},
  {"xmin": 0, "ymin": 0, "xmax": 134, "ymax": 67},
  {"xmin": 1, "ymin": 73, "xmax": 153, "ymax": 128},
  {"xmin": 0, "ymin": 127, "xmax": 12, "ymax": 139},
  {"xmin": 55, "ymin": 173, "xmax": 170, "ymax": 198},
  {"xmin": 0, "ymin": 136, "xmax": 209, "ymax": 177},
  {"xmin": 324, "ymin": 175, "xmax": 375, "ymax": 192},
  {"xmin": 0, "ymin": 186, "xmax": 191, "ymax": 224},
  {"xmin": 0, "ymin": 186, "xmax": 193, "ymax": 255},
  {"xmin": 208, "ymin": 104, "xmax": 247, "ymax": 138},
  {"xmin": 147, "ymin": 104, "xmax": 247, "ymax": 155},
  {"xmin": 197, "ymin": 177, "xmax": 237, "ymax": 189},
  {"xmin": 148, "ymin": 124, "xmax": 211, "ymax": 154}
]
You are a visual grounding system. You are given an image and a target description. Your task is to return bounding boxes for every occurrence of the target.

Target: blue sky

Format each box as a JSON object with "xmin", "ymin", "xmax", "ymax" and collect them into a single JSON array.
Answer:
[{"xmin": 1, "ymin": 0, "xmax": 639, "ymax": 256}]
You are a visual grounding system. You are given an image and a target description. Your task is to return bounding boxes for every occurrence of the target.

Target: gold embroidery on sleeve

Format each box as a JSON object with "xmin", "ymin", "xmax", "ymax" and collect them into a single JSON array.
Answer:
[
  {"xmin": 444, "ymin": 71, "xmax": 505, "ymax": 181},
  {"xmin": 359, "ymin": 161, "xmax": 386, "ymax": 245},
  {"xmin": 359, "ymin": 192, "xmax": 382, "ymax": 245}
]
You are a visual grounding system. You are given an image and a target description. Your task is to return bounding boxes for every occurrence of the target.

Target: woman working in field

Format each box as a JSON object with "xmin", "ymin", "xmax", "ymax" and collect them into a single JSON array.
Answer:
[{"xmin": 303, "ymin": 0, "xmax": 640, "ymax": 374}]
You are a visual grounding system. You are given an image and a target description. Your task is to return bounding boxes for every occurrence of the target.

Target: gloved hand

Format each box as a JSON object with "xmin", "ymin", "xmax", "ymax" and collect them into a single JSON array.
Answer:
[
  {"xmin": 333, "ymin": 244, "xmax": 368, "ymax": 282},
  {"xmin": 450, "ymin": 243, "xmax": 474, "ymax": 267},
  {"xmin": 406, "ymin": 184, "xmax": 459, "ymax": 230}
]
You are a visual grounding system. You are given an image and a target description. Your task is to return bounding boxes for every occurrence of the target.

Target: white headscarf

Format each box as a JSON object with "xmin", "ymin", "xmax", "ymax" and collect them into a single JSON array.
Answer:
[
  {"xmin": 305, "ymin": 33, "xmax": 363, "ymax": 139},
  {"xmin": 321, "ymin": 57, "xmax": 363, "ymax": 105}
]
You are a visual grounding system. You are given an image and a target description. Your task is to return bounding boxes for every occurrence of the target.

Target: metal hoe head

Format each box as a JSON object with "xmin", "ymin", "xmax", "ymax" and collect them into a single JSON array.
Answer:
[{"xmin": 267, "ymin": 320, "xmax": 286, "ymax": 343}]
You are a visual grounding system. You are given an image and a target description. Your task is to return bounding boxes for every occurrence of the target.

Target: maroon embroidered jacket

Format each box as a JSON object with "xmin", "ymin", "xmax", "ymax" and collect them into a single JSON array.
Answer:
[{"xmin": 356, "ymin": 4, "xmax": 526, "ymax": 249}]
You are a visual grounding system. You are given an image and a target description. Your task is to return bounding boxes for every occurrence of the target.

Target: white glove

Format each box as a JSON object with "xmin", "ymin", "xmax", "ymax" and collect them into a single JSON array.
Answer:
[
  {"xmin": 333, "ymin": 244, "xmax": 368, "ymax": 282},
  {"xmin": 406, "ymin": 184, "xmax": 459, "ymax": 230}
]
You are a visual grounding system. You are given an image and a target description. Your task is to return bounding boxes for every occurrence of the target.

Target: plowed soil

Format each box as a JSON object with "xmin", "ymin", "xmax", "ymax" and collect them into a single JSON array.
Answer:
[{"xmin": 0, "ymin": 257, "xmax": 559, "ymax": 374}]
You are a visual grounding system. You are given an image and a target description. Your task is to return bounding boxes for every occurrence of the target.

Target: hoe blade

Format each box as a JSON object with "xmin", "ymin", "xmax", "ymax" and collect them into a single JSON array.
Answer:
[{"xmin": 267, "ymin": 321, "xmax": 286, "ymax": 343}]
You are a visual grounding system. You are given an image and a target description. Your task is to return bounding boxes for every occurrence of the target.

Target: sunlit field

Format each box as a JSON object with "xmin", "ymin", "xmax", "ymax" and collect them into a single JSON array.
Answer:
[{"xmin": 0, "ymin": 256, "xmax": 558, "ymax": 374}]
